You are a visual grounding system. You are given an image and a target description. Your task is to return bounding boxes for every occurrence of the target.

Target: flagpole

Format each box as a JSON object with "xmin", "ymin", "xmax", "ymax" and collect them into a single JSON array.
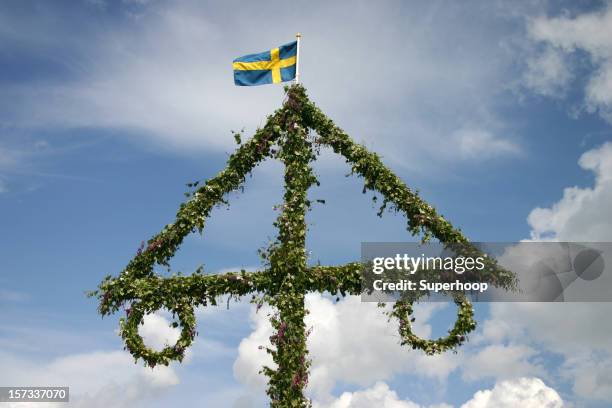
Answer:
[{"xmin": 295, "ymin": 32, "xmax": 301, "ymax": 84}]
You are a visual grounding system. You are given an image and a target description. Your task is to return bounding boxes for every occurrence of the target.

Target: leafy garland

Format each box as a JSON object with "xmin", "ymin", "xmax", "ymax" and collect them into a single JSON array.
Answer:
[{"xmin": 91, "ymin": 84, "xmax": 516, "ymax": 407}]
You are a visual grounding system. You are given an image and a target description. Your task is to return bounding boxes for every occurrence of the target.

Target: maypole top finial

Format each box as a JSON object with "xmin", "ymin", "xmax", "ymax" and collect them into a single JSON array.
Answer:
[{"xmin": 295, "ymin": 33, "xmax": 302, "ymax": 84}]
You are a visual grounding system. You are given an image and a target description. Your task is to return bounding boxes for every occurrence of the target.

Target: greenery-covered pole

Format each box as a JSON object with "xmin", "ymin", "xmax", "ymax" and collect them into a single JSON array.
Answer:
[
  {"xmin": 90, "ymin": 84, "xmax": 516, "ymax": 407},
  {"xmin": 261, "ymin": 90, "xmax": 315, "ymax": 405}
]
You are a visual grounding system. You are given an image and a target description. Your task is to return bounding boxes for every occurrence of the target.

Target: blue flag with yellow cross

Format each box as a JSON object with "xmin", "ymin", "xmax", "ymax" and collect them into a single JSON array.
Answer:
[{"xmin": 233, "ymin": 41, "xmax": 297, "ymax": 86}]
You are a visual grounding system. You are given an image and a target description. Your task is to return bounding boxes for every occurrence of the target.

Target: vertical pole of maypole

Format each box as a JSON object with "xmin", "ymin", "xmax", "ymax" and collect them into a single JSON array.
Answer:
[
  {"xmin": 295, "ymin": 33, "xmax": 301, "ymax": 84},
  {"xmin": 265, "ymin": 85, "xmax": 313, "ymax": 407}
]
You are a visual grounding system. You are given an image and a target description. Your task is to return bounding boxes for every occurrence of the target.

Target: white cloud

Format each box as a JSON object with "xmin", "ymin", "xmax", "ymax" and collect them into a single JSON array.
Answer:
[
  {"xmin": 0, "ymin": 350, "xmax": 178, "ymax": 408},
  {"xmin": 312, "ymin": 382, "xmax": 427, "ymax": 408},
  {"xmin": 526, "ymin": 4, "xmax": 612, "ymax": 122},
  {"xmin": 0, "ymin": 312, "xmax": 183, "ymax": 407},
  {"xmin": 0, "ymin": 1, "xmax": 522, "ymax": 169},
  {"xmin": 140, "ymin": 311, "xmax": 181, "ymax": 351},
  {"xmin": 232, "ymin": 295, "xmax": 586, "ymax": 406},
  {"xmin": 461, "ymin": 377, "xmax": 563, "ymax": 408},
  {"xmin": 312, "ymin": 378, "xmax": 563, "ymax": 408},
  {"xmin": 522, "ymin": 46, "xmax": 572, "ymax": 97},
  {"xmin": 482, "ymin": 302, "xmax": 612, "ymax": 402},
  {"xmin": 452, "ymin": 128, "xmax": 521, "ymax": 159},
  {"xmin": 462, "ymin": 344, "xmax": 543, "ymax": 382},
  {"xmin": 515, "ymin": 140, "xmax": 612, "ymax": 402},
  {"xmin": 234, "ymin": 294, "xmax": 460, "ymax": 402},
  {"xmin": 1, "ymin": 4, "xmax": 278, "ymax": 153},
  {"xmin": 472, "ymin": 165, "xmax": 612, "ymax": 403},
  {"xmin": 233, "ymin": 302, "xmax": 275, "ymax": 391},
  {"xmin": 564, "ymin": 353, "xmax": 612, "ymax": 401},
  {"xmin": 528, "ymin": 142, "xmax": 612, "ymax": 241}
]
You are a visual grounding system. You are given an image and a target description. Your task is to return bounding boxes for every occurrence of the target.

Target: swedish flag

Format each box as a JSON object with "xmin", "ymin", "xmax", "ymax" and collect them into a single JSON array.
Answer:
[{"xmin": 233, "ymin": 41, "xmax": 297, "ymax": 86}]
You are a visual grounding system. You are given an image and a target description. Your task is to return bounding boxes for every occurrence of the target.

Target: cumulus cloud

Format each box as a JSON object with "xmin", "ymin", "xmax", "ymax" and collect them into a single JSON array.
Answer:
[
  {"xmin": 233, "ymin": 295, "xmax": 577, "ymax": 405},
  {"xmin": 475, "ymin": 273, "xmax": 612, "ymax": 399},
  {"xmin": 528, "ymin": 142, "xmax": 612, "ymax": 241},
  {"xmin": 522, "ymin": 46, "xmax": 572, "ymax": 97},
  {"xmin": 468, "ymin": 134, "xmax": 612, "ymax": 400},
  {"xmin": 0, "ymin": 312, "xmax": 182, "ymax": 407},
  {"xmin": 140, "ymin": 311, "xmax": 181, "ymax": 351},
  {"xmin": 312, "ymin": 382, "xmax": 434, "ymax": 408},
  {"xmin": 562, "ymin": 352, "xmax": 612, "ymax": 401},
  {"xmin": 525, "ymin": 4, "xmax": 612, "ymax": 122},
  {"xmin": 0, "ymin": 350, "xmax": 178, "ymax": 408},
  {"xmin": 233, "ymin": 302, "xmax": 275, "ymax": 391},
  {"xmin": 461, "ymin": 344, "xmax": 544, "ymax": 382},
  {"xmin": 484, "ymin": 302, "xmax": 612, "ymax": 402},
  {"xmin": 234, "ymin": 294, "xmax": 460, "ymax": 402},
  {"xmin": 510, "ymin": 141, "xmax": 612, "ymax": 401},
  {"xmin": 311, "ymin": 378, "xmax": 562, "ymax": 408},
  {"xmin": 232, "ymin": 294, "xmax": 581, "ymax": 406},
  {"xmin": 461, "ymin": 377, "xmax": 563, "ymax": 408}
]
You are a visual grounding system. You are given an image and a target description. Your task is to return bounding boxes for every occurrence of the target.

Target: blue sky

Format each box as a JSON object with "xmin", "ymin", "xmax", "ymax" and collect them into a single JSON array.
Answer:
[{"xmin": 1, "ymin": 0, "xmax": 612, "ymax": 407}]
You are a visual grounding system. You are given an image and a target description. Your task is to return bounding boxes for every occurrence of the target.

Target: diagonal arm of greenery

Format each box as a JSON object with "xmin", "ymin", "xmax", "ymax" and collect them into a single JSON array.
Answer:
[
  {"xmin": 91, "ymin": 84, "xmax": 516, "ymax": 407},
  {"xmin": 303, "ymin": 98, "xmax": 467, "ymax": 243},
  {"xmin": 116, "ymin": 110, "xmax": 285, "ymax": 282}
]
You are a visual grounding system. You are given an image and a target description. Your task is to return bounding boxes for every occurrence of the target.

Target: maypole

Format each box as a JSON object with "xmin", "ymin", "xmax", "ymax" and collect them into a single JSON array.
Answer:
[{"xmin": 91, "ymin": 36, "xmax": 518, "ymax": 407}]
